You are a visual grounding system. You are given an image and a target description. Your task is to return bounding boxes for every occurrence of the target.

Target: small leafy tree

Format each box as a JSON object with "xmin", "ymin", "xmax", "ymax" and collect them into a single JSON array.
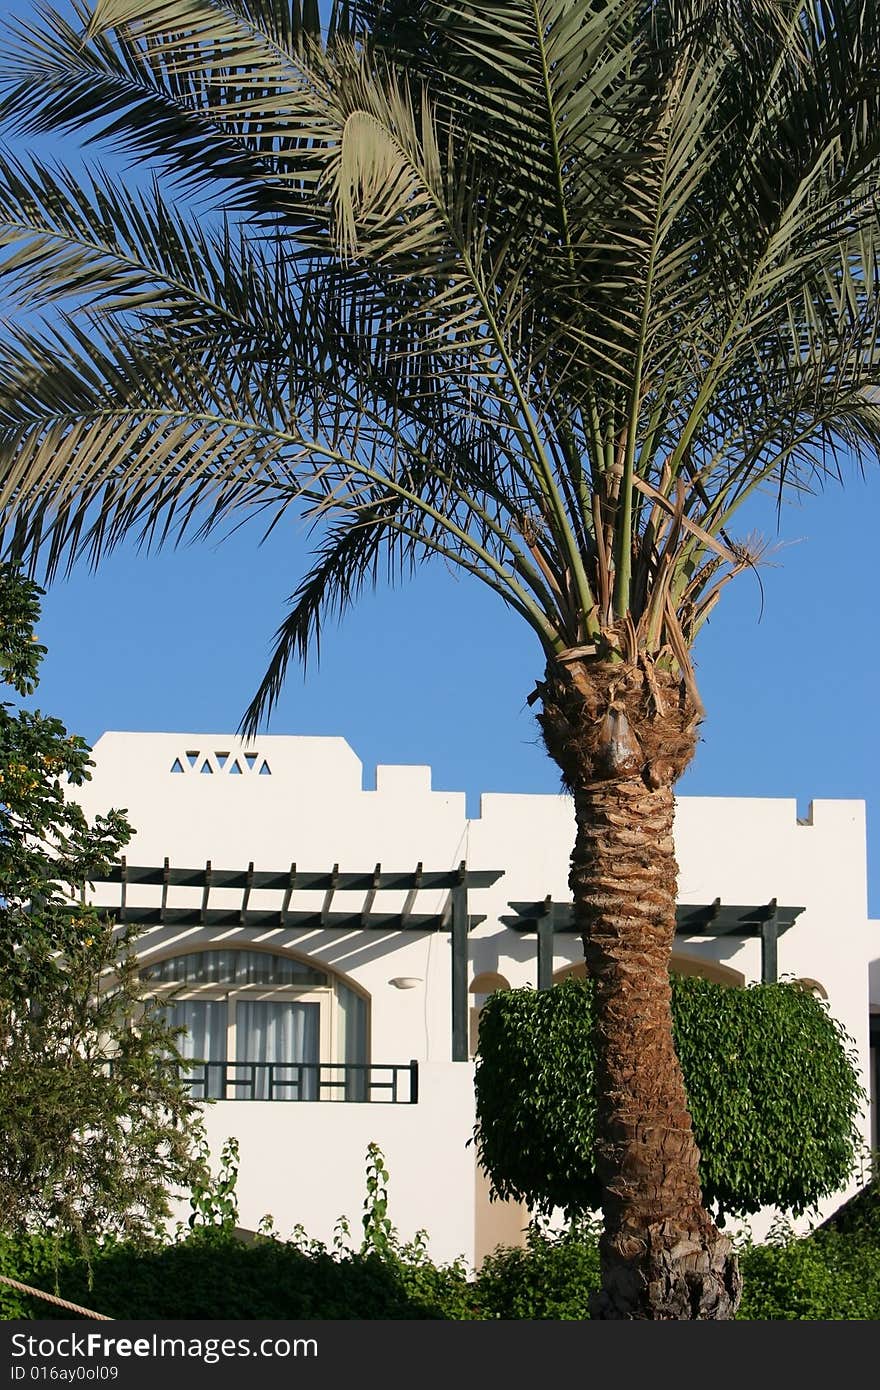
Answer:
[
  {"xmin": 474, "ymin": 976, "xmax": 865, "ymax": 1223},
  {"xmin": 187, "ymin": 1136, "xmax": 241, "ymax": 1237},
  {"xmin": 0, "ymin": 564, "xmax": 204, "ymax": 1242}
]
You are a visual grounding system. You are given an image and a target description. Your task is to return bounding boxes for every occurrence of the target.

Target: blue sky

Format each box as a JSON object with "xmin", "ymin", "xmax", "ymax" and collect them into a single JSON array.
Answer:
[
  {"xmin": 31, "ymin": 469, "xmax": 880, "ymax": 918},
  {"xmin": 5, "ymin": 1, "xmax": 880, "ymax": 919}
]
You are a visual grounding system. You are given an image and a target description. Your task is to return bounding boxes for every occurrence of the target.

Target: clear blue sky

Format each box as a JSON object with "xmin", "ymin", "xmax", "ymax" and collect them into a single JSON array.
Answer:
[
  {"xmin": 5, "ymin": 2, "xmax": 880, "ymax": 918},
  {"xmin": 30, "ymin": 471, "xmax": 880, "ymax": 918}
]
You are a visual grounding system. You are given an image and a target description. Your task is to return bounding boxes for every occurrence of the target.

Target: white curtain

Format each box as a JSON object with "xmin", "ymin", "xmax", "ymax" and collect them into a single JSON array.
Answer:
[
  {"xmin": 337, "ymin": 983, "xmax": 368, "ymax": 1100},
  {"xmin": 235, "ymin": 1000, "xmax": 320, "ymax": 1100},
  {"xmin": 163, "ymin": 1000, "xmax": 228, "ymax": 1098}
]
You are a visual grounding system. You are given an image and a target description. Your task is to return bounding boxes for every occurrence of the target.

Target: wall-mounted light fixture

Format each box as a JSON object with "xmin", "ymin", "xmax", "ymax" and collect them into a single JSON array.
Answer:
[{"xmin": 389, "ymin": 976, "xmax": 422, "ymax": 989}]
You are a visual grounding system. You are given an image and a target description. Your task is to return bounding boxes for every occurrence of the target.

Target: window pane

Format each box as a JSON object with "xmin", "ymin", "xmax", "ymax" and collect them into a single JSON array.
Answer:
[
  {"xmin": 161, "ymin": 1000, "xmax": 227, "ymax": 1099},
  {"xmin": 235, "ymin": 1000, "xmax": 320, "ymax": 1101},
  {"xmin": 141, "ymin": 949, "xmax": 327, "ymax": 987}
]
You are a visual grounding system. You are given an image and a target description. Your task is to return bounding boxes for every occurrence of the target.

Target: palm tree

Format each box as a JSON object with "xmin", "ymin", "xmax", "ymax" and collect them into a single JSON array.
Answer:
[{"xmin": 0, "ymin": 0, "xmax": 878, "ymax": 1318}]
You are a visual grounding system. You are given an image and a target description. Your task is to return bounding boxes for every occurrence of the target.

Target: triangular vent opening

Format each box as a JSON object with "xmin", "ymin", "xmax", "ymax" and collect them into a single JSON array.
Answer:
[
  {"xmin": 186, "ymin": 751, "xmax": 199, "ymax": 768},
  {"xmin": 215, "ymin": 752, "xmax": 229, "ymax": 768},
  {"xmin": 170, "ymin": 758, "xmax": 184, "ymax": 774},
  {"xmin": 229, "ymin": 760, "xmax": 242, "ymax": 775},
  {"xmin": 259, "ymin": 760, "xmax": 272, "ymax": 776},
  {"xmin": 200, "ymin": 760, "xmax": 213, "ymax": 775},
  {"xmin": 244, "ymin": 753, "xmax": 258, "ymax": 771}
]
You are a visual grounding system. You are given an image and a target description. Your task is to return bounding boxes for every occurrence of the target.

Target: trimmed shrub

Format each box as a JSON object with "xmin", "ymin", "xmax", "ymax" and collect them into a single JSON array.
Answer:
[
  {"xmin": 5, "ymin": 1209, "xmax": 880, "ymax": 1321},
  {"xmin": 474, "ymin": 975, "xmax": 864, "ymax": 1220},
  {"xmin": 0, "ymin": 1229, "xmax": 477, "ymax": 1321},
  {"xmin": 737, "ymin": 1214, "xmax": 880, "ymax": 1320},
  {"xmin": 474, "ymin": 1218, "xmax": 601, "ymax": 1319},
  {"xmin": 4, "ymin": 1143, "xmax": 878, "ymax": 1322},
  {"xmin": 0, "ymin": 1143, "xmax": 477, "ymax": 1321}
]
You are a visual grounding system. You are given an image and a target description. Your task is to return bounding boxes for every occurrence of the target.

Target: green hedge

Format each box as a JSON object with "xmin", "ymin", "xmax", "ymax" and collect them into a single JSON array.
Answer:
[
  {"xmin": 4, "ymin": 1205, "xmax": 880, "ymax": 1321},
  {"xmin": 4, "ymin": 1145, "xmax": 877, "ymax": 1321},
  {"xmin": 473, "ymin": 1218, "xmax": 601, "ymax": 1319},
  {"xmin": 471, "ymin": 1211, "xmax": 880, "ymax": 1321},
  {"xmin": 0, "ymin": 1229, "xmax": 479, "ymax": 1321}
]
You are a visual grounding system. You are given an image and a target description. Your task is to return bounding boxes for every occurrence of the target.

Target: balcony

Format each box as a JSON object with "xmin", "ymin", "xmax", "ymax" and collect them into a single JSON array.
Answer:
[{"xmin": 179, "ymin": 1058, "xmax": 419, "ymax": 1103}]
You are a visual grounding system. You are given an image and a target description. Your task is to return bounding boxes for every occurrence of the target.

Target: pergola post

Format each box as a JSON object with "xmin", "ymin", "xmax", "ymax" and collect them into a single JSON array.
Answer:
[
  {"xmin": 761, "ymin": 899, "xmax": 779, "ymax": 983},
  {"xmin": 450, "ymin": 864, "xmax": 469, "ymax": 1062},
  {"xmin": 537, "ymin": 899, "xmax": 554, "ymax": 990}
]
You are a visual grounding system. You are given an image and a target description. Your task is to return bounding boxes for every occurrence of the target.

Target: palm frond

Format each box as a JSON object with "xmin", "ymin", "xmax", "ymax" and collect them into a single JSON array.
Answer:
[{"xmin": 0, "ymin": 0, "xmax": 879, "ymax": 707}]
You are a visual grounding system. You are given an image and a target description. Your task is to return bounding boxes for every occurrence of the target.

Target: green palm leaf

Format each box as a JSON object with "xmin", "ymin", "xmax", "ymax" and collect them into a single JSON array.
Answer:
[{"xmin": 1, "ymin": 0, "xmax": 879, "ymax": 1319}]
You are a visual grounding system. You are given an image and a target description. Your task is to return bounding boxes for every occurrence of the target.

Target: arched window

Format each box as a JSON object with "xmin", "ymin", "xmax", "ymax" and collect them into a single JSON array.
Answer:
[
  {"xmin": 140, "ymin": 948, "xmax": 368, "ymax": 1099},
  {"xmin": 793, "ymin": 977, "xmax": 829, "ymax": 1000}
]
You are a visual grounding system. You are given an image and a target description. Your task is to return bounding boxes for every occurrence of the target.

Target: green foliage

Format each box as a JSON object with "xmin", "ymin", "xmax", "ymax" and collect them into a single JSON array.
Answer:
[
  {"xmin": 187, "ymin": 1137, "xmax": 241, "ymax": 1236},
  {"xmin": 0, "ymin": 565, "xmax": 204, "ymax": 1243},
  {"xmin": 0, "ymin": 563, "xmax": 127, "ymax": 935},
  {"xmin": 7, "ymin": 1217, "xmax": 879, "ymax": 1321},
  {"xmin": 3, "ymin": 1144, "xmax": 879, "ymax": 1321},
  {"xmin": 474, "ymin": 1217, "xmax": 601, "ymax": 1320},
  {"xmin": 0, "ymin": 916, "xmax": 205, "ymax": 1244},
  {"xmin": 812, "ymin": 1173, "xmax": 880, "ymax": 1238},
  {"xmin": 736, "ymin": 1213, "xmax": 880, "ymax": 1320},
  {"xmin": 0, "ymin": 1230, "xmax": 93, "ymax": 1319},
  {"xmin": 360, "ymin": 1141, "xmax": 394, "ymax": 1256},
  {"xmin": 675, "ymin": 976, "xmax": 865, "ymax": 1219},
  {"xmin": 474, "ymin": 975, "xmax": 865, "ymax": 1220},
  {"xmin": 0, "ymin": 1227, "xmax": 479, "ymax": 1321},
  {"xmin": 474, "ymin": 977, "xmax": 603, "ymax": 1215},
  {"xmin": 0, "ymin": 1143, "xmax": 478, "ymax": 1320},
  {"xmin": 474, "ymin": 1209, "xmax": 880, "ymax": 1322}
]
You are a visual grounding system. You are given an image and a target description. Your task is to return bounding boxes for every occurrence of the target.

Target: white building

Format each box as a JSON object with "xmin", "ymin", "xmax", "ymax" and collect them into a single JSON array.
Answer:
[{"xmin": 72, "ymin": 732, "xmax": 879, "ymax": 1269}]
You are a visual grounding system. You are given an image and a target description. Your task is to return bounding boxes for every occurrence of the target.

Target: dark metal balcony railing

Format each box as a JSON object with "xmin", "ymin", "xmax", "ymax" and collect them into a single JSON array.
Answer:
[{"xmin": 178, "ymin": 1059, "xmax": 419, "ymax": 1104}]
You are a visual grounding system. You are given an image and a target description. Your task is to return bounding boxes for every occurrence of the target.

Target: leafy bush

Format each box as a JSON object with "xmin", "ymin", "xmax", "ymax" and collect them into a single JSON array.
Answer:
[
  {"xmin": 810, "ymin": 1173, "xmax": 880, "ymax": 1239},
  {"xmin": 0, "ymin": 1232, "xmax": 88, "ymax": 1319},
  {"xmin": 474, "ymin": 975, "xmax": 864, "ymax": 1220},
  {"xmin": 474, "ymin": 1217, "xmax": 600, "ymax": 1319},
  {"xmin": 737, "ymin": 1213, "xmax": 880, "ymax": 1320},
  {"xmin": 677, "ymin": 978, "xmax": 865, "ymax": 1219},
  {"xmin": 4, "ymin": 1143, "xmax": 879, "ymax": 1321},
  {"xmin": 0, "ymin": 1231, "xmax": 464, "ymax": 1320},
  {"xmin": 0, "ymin": 1143, "xmax": 477, "ymax": 1321},
  {"xmin": 0, "ymin": 1222, "xmax": 481, "ymax": 1321}
]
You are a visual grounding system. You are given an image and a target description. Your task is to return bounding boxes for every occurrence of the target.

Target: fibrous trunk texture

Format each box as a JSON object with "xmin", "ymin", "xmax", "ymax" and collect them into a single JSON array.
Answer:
[{"xmin": 538, "ymin": 658, "xmax": 741, "ymax": 1320}]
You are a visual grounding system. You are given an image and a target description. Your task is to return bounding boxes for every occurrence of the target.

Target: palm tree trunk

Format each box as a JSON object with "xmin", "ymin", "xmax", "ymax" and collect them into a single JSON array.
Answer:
[{"xmin": 538, "ymin": 657, "xmax": 742, "ymax": 1319}]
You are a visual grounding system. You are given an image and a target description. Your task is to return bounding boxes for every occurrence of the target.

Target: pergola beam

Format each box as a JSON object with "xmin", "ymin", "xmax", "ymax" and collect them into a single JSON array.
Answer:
[
  {"xmin": 105, "ymin": 906, "xmax": 485, "ymax": 932},
  {"xmin": 93, "ymin": 862, "xmax": 501, "ymax": 892},
  {"xmin": 504, "ymin": 899, "xmax": 805, "ymax": 985}
]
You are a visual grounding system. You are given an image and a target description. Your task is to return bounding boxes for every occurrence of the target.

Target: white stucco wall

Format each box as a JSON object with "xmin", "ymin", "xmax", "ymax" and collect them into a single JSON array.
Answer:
[
  {"xmin": 169, "ymin": 1064, "xmax": 477, "ymax": 1267},
  {"xmin": 72, "ymin": 731, "xmax": 879, "ymax": 1264}
]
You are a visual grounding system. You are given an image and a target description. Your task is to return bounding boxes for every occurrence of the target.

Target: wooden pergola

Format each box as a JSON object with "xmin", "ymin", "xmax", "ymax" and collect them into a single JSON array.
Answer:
[
  {"xmin": 503, "ymin": 898, "xmax": 805, "ymax": 988},
  {"xmin": 87, "ymin": 858, "xmax": 504, "ymax": 1062},
  {"xmin": 85, "ymin": 860, "xmax": 806, "ymax": 1062}
]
